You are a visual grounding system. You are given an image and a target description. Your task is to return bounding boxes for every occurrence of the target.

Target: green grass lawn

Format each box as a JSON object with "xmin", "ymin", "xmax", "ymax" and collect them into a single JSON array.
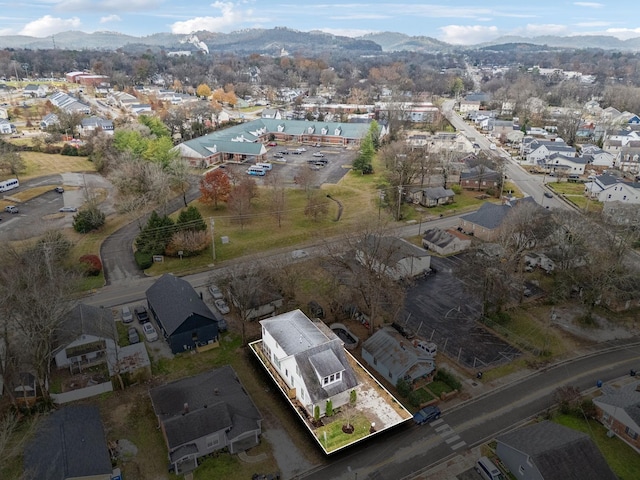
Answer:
[
  {"xmin": 548, "ymin": 182, "xmax": 602, "ymax": 212},
  {"xmin": 554, "ymin": 413, "xmax": 640, "ymax": 480},
  {"xmin": 426, "ymin": 380, "xmax": 452, "ymax": 398},
  {"xmin": 315, "ymin": 412, "xmax": 375, "ymax": 452}
]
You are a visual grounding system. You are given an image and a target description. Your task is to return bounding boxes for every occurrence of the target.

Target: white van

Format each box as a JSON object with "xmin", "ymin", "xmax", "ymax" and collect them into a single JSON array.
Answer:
[
  {"xmin": 246, "ymin": 166, "xmax": 266, "ymax": 176},
  {"xmin": 256, "ymin": 162, "xmax": 273, "ymax": 171},
  {"xmin": 476, "ymin": 456, "xmax": 505, "ymax": 480}
]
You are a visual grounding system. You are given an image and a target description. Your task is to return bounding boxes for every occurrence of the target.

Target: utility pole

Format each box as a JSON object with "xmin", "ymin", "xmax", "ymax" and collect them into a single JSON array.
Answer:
[
  {"xmin": 397, "ymin": 185, "xmax": 403, "ymax": 221},
  {"xmin": 210, "ymin": 218, "xmax": 216, "ymax": 262}
]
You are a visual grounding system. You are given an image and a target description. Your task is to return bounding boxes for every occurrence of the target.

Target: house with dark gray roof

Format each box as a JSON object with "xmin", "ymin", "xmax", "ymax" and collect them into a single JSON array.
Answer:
[
  {"xmin": 361, "ymin": 327, "xmax": 435, "ymax": 387},
  {"xmin": 149, "ymin": 365, "xmax": 262, "ymax": 474},
  {"xmin": 593, "ymin": 380, "xmax": 640, "ymax": 451},
  {"xmin": 422, "ymin": 228, "xmax": 471, "ymax": 255},
  {"xmin": 356, "ymin": 235, "xmax": 431, "ymax": 280},
  {"xmin": 416, "ymin": 186, "xmax": 455, "ymax": 207},
  {"xmin": 496, "ymin": 420, "xmax": 617, "ymax": 480},
  {"xmin": 260, "ymin": 310, "xmax": 359, "ymax": 418},
  {"xmin": 145, "ymin": 274, "xmax": 221, "ymax": 354},
  {"xmin": 460, "ymin": 165, "xmax": 501, "ymax": 191},
  {"xmin": 52, "ymin": 303, "xmax": 118, "ymax": 372},
  {"xmin": 24, "ymin": 405, "xmax": 113, "ymax": 480},
  {"xmin": 459, "ymin": 197, "xmax": 537, "ymax": 241}
]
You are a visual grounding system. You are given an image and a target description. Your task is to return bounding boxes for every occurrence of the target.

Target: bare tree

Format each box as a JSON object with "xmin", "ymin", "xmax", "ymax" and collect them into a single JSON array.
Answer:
[
  {"xmin": 227, "ymin": 177, "xmax": 258, "ymax": 230},
  {"xmin": 265, "ymin": 170, "xmax": 287, "ymax": 228},
  {"xmin": 323, "ymin": 222, "xmax": 406, "ymax": 334},
  {"xmin": 225, "ymin": 264, "xmax": 269, "ymax": 346}
]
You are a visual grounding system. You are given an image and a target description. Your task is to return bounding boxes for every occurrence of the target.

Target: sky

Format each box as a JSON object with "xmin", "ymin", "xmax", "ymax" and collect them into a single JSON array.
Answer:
[{"xmin": 1, "ymin": 1, "xmax": 638, "ymax": 45}]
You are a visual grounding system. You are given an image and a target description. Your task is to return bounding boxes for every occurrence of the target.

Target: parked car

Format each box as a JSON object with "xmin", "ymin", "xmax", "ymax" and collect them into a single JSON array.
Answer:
[
  {"xmin": 267, "ymin": 141, "xmax": 277, "ymax": 146},
  {"xmin": 4, "ymin": 205, "xmax": 18, "ymax": 214},
  {"xmin": 59, "ymin": 206, "xmax": 78, "ymax": 212},
  {"xmin": 208, "ymin": 284, "xmax": 223, "ymax": 299},
  {"xmin": 413, "ymin": 405, "xmax": 441, "ymax": 425},
  {"xmin": 278, "ymin": 150, "xmax": 289, "ymax": 155},
  {"xmin": 296, "ymin": 147, "xmax": 306, "ymax": 152},
  {"xmin": 214, "ymin": 298, "xmax": 230, "ymax": 315},
  {"xmin": 128, "ymin": 327, "xmax": 140, "ymax": 344},
  {"xmin": 291, "ymin": 249, "xmax": 309, "ymax": 259},
  {"xmin": 312, "ymin": 152, "xmax": 325, "ymax": 157},
  {"xmin": 273, "ymin": 152, "xmax": 284, "ymax": 158},
  {"xmin": 134, "ymin": 305, "xmax": 150, "ymax": 323},
  {"xmin": 391, "ymin": 321, "xmax": 415, "ymax": 339},
  {"xmin": 544, "ymin": 191, "xmax": 553, "ymax": 198},
  {"xmin": 54, "ymin": 186, "xmax": 64, "ymax": 193},
  {"xmin": 121, "ymin": 306, "xmax": 133, "ymax": 323},
  {"xmin": 142, "ymin": 322, "xmax": 158, "ymax": 342}
]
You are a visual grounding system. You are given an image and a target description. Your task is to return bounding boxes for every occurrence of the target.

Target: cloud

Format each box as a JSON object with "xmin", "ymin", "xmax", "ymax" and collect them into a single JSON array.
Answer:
[
  {"xmin": 100, "ymin": 15, "xmax": 121, "ymax": 24},
  {"xmin": 573, "ymin": 2, "xmax": 604, "ymax": 7},
  {"xmin": 439, "ymin": 25, "xmax": 499, "ymax": 45},
  {"xmin": 606, "ymin": 28, "xmax": 640, "ymax": 40},
  {"xmin": 54, "ymin": 0, "xmax": 161, "ymax": 12},
  {"xmin": 170, "ymin": 1, "xmax": 249, "ymax": 34},
  {"xmin": 521, "ymin": 24, "xmax": 570, "ymax": 36},
  {"xmin": 19, "ymin": 15, "xmax": 82, "ymax": 37}
]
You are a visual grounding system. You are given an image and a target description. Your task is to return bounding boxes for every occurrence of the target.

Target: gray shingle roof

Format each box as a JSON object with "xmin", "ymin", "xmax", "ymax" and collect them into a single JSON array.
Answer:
[
  {"xmin": 359, "ymin": 235, "xmax": 430, "ymax": 265},
  {"xmin": 362, "ymin": 327, "xmax": 435, "ymax": 381},
  {"xmin": 54, "ymin": 303, "xmax": 116, "ymax": 352},
  {"xmin": 146, "ymin": 274, "xmax": 219, "ymax": 335},
  {"xmin": 24, "ymin": 405, "xmax": 112, "ymax": 480},
  {"xmin": 149, "ymin": 365, "xmax": 262, "ymax": 450},
  {"xmin": 497, "ymin": 421, "xmax": 617, "ymax": 480},
  {"xmin": 460, "ymin": 197, "xmax": 537, "ymax": 230},
  {"xmin": 260, "ymin": 309, "xmax": 332, "ymax": 355},
  {"xmin": 594, "ymin": 381, "xmax": 640, "ymax": 428}
]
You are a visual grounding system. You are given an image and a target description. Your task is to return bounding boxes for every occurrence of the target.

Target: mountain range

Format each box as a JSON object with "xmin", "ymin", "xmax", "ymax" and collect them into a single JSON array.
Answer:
[{"xmin": 1, "ymin": 28, "xmax": 640, "ymax": 54}]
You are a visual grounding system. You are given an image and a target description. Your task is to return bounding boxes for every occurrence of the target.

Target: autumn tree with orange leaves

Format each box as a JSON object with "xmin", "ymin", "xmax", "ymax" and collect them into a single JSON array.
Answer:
[{"xmin": 200, "ymin": 169, "xmax": 231, "ymax": 208}]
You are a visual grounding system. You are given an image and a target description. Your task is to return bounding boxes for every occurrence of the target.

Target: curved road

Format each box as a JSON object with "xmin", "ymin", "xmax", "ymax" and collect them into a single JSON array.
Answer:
[{"xmin": 100, "ymin": 179, "xmax": 201, "ymax": 285}]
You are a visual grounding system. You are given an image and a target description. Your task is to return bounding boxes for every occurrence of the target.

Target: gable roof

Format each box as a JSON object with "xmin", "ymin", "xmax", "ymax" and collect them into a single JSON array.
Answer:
[
  {"xmin": 422, "ymin": 228, "xmax": 469, "ymax": 249},
  {"xmin": 497, "ymin": 420, "xmax": 617, "ymax": 480},
  {"xmin": 54, "ymin": 303, "xmax": 116, "ymax": 351},
  {"xmin": 358, "ymin": 235, "xmax": 430, "ymax": 265},
  {"xmin": 24, "ymin": 405, "xmax": 112, "ymax": 480},
  {"xmin": 460, "ymin": 165, "xmax": 499, "ymax": 180},
  {"xmin": 423, "ymin": 186, "xmax": 455, "ymax": 200},
  {"xmin": 149, "ymin": 365, "xmax": 261, "ymax": 452},
  {"xmin": 594, "ymin": 381, "xmax": 640, "ymax": 428},
  {"xmin": 362, "ymin": 327, "xmax": 435, "ymax": 381},
  {"xmin": 146, "ymin": 274, "xmax": 219, "ymax": 336},
  {"xmin": 460, "ymin": 197, "xmax": 537, "ymax": 230}
]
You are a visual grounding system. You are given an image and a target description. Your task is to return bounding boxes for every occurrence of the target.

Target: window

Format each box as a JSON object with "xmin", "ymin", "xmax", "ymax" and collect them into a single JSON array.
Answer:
[
  {"xmin": 519, "ymin": 465, "xmax": 525, "ymax": 475},
  {"xmin": 323, "ymin": 377, "xmax": 329, "ymax": 385},
  {"xmin": 336, "ymin": 372, "xmax": 341, "ymax": 380},
  {"xmin": 206, "ymin": 434, "xmax": 220, "ymax": 449},
  {"xmin": 626, "ymin": 426, "xmax": 638, "ymax": 440},
  {"xmin": 330, "ymin": 374, "xmax": 334, "ymax": 382}
]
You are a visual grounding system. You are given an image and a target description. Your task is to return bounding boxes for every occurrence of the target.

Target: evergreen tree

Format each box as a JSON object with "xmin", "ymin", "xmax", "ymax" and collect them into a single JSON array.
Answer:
[
  {"xmin": 135, "ymin": 211, "xmax": 175, "ymax": 255},
  {"xmin": 176, "ymin": 206, "xmax": 207, "ymax": 232}
]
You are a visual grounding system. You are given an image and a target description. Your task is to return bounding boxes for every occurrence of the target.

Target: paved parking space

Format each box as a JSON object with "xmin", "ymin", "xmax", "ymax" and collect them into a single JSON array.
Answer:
[
  {"xmin": 402, "ymin": 255, "xmax": 521, "ymax": 370},
  {"xmin": 224, "ymin": 144, "xmax": 355, "ymax": 187}
]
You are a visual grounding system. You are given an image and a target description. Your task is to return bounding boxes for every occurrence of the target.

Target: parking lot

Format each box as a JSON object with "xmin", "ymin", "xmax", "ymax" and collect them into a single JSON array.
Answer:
[
  {"xmin": 402, "ymin": 255, "xmax": 522, "ymax": 370},
  {"xmin": 223, "ymin": 143, "xmax": 356, "ymax": 187}
]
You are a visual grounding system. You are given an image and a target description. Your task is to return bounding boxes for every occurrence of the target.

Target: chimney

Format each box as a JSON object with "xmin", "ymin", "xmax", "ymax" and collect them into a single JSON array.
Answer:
[{"xmin": 183, "ymin": 402, "xmax": 189, "ymax": 414}]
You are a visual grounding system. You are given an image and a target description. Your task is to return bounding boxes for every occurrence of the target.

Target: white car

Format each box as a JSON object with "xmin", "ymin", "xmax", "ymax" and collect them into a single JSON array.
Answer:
[
  {"xmin": 208, "ymin": 284, "xmax": 223, "ymax": 299},
  {"xmin": 59, "ymin": 206, "xmax": 78, "ymax": 212},
  {"xmin": 296, "ymin": 147, "xmax": 306, "ymax": 152},
  {"xmin": 214, "ymin": 299, "xmax": 230, "ymax": 315},
  {"xmin": 292, "ymin": 249, "xmax": 309, "ymax": 259},
  {"xmin": 312, "ymin": 152, "xmax": 325, "ymax": 157},
  {"xmin": 142, "ymin": 322, "xmax": 158, "ymax": 342},
  {"xmin": 121, "ymin": 306, "xmax": 133, "ymax": 324}
]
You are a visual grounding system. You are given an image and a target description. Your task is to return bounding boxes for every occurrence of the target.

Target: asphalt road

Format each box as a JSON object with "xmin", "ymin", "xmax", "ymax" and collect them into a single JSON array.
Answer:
[{"xmin": 296, "ymin": 341, "xmax": 640, "ymax": 480}]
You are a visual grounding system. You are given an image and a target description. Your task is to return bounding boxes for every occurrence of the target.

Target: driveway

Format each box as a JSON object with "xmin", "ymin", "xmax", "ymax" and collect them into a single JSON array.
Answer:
[{"xmin": 402, "ymin": 255, "xmax": 521, "ymax": 370}]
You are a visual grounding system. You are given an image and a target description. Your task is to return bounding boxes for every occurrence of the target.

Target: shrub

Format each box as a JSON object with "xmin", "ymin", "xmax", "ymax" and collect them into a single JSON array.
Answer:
[
  {"xmin": 79, "ymin": 254, "xmax": 102, "ymax": 276},
  {"xmin": 165, "ymin": 230, "xmax": 209, "ymax": 257},
  {"xmin": 73, "ymin": 206, "xmax": 105, "ymax": 233},
  {"xmin": 314, "ymin": 405, "xmax": 320, "ymax": 422},
  {"xmin": 434, "ymin": 369, "xmax": 461, "ymax": 391},
  {"xmin": 450, "ymin": 184, "xmax": 462, "ymax": 194},
  {"xmin": 325, "ymin": 399, "xmax": 333, "ymax": 417},
  {"xmin": 396, "ymin": 377, "xmax": 412, "ymax": 398},
  {"xmin": 350, "ymin": 389, "xmax": 357, "ymax": 405},
  {"xmin": 134, "ymin": 251, "xmax": 153, "ymax": 270}
]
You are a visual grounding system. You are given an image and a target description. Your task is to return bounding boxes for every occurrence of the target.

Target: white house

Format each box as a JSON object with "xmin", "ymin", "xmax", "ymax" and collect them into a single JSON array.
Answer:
[
  {"xmin": 260, "ymin": 310, "xmax": 360, "ymax": 417},
  {"xmin": 580, "ymin": 144, "xmax": 614, "ymax": 168},
  {"xmin": 356, "ymin": 235, "xmax": 431, "ymax": 280},
  {"xmin": 0, "ymin": 119, "xmax": 13, "ymax": 135},
  {"xmin": 523, "ymin": 139, "xmax": 576, "ymax": 166},
  {"xmin": 596, "ymin": 181, "xmax": 640, "ymax": 204},
  {"xmin": 544, "ymin": 152, "xmax": 587, "ymax": 175}
]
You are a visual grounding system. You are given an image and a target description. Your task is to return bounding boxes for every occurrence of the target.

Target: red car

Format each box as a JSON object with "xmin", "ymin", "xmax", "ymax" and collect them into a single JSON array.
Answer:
[{"xmin": 267, "ymin": 141, "xmax": 277, "ymax": 146}]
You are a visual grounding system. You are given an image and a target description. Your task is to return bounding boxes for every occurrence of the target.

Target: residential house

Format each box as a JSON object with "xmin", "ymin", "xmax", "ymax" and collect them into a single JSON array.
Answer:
[
  {"xmin": 522, "ymin": 138, "xmax": 576, "ymax": 167},
  {"xmin": 544, "ymin": 152, "xmax": 587, "ymax": 176},
  {"xmin": 40, "ymin": 112, "xmax": 59, "ymax": 129},
  {"xmin": 79, "ymin": 116, "xmax": 114, "ymax": 136},
  {"xmin": 361, "ymin": 327, "xmax": 436, "ymax": 388},
  {"xmin": 149, "ymin": 365, "xmax": 262, "ymax": 474},
  {"xmin": 228, "ymin": 279, "xmax": 284, "ymax": 321},
  {"xmin": 421, "ymin": 228, "xmax": 471, "ymax": 255},
  {"xmin": 458, "ymin": 197, "xmax": 537, "ymax": 241},
  {"xmin": 261, "ymin": 108, "xmax": 282, "ymax": 119},
  {"xmin": 356, "ymin": 235, "xmax": 431, "ymax": 280},
  {"xmin": 460, "ymin": 165, "xmax": 501, "ymax": 191},
  {"xmin": 584, "ymin": 173, "xmax": 620, "ymax": 198},
  {"xmin": 48, "ymin": 91, "xmax": 91, "ymax": 114},
  {"xmin": 496, "ymin": 420, "xmax": 617, "ymax": 480},
  {"xmin": 595, "ymin": 180, "xmax": 640, "ymax": 205},
  {"xmin": 425, "ymin": 131, "xmax": 476, "ymax": 154},
  {"xmin": 23, "ymin": 83, "xmax": 48, "ymax": 98},
  {"xmin": 413, "ymin": 186, "xmax": 455, "ymax": 207},
  {"xmin": 0, "ymin": 118, "xmax": 13, "ymax": 134},
  {"xmin": 259, "ymin": 309, "xmax": 360, "ymax": 417},
  {"xmin": 0, "ymin": 106, "xmax": 8, "ymax": 119},
  {"xmin": 52, "ymin": 303, "xmax": 118, "ymax": 372},
  {"xmin": 594, "ymin": 381, "xmax": 640, "ymax": 452},
  {"xmin": 458, "ymin": 100, "xmax": 481, "ymax": 114},
  {"xmin": 23, "ymin": 405, "xmax": 113, "ymax": 480},
  {"xmin": 146, "ymin": 274, "xmax": 221, "ymax": 354},
  {"xmin": 130, "ymin": 104, "xmax": 153, "ymax": 115},
  {"xmin": 580, "ymin": 144, "xmax": 614, "ymax": 168}
]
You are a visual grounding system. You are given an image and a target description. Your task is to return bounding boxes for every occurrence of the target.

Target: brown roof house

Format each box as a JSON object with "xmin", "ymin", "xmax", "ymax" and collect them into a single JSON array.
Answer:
[
  {"xmin": 496, "ymin": 420, "xmax": 617, "ymax": 480},
  {"xmin": 150, "ymin": 365, "xmax": 262, "ymax": 474}
]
